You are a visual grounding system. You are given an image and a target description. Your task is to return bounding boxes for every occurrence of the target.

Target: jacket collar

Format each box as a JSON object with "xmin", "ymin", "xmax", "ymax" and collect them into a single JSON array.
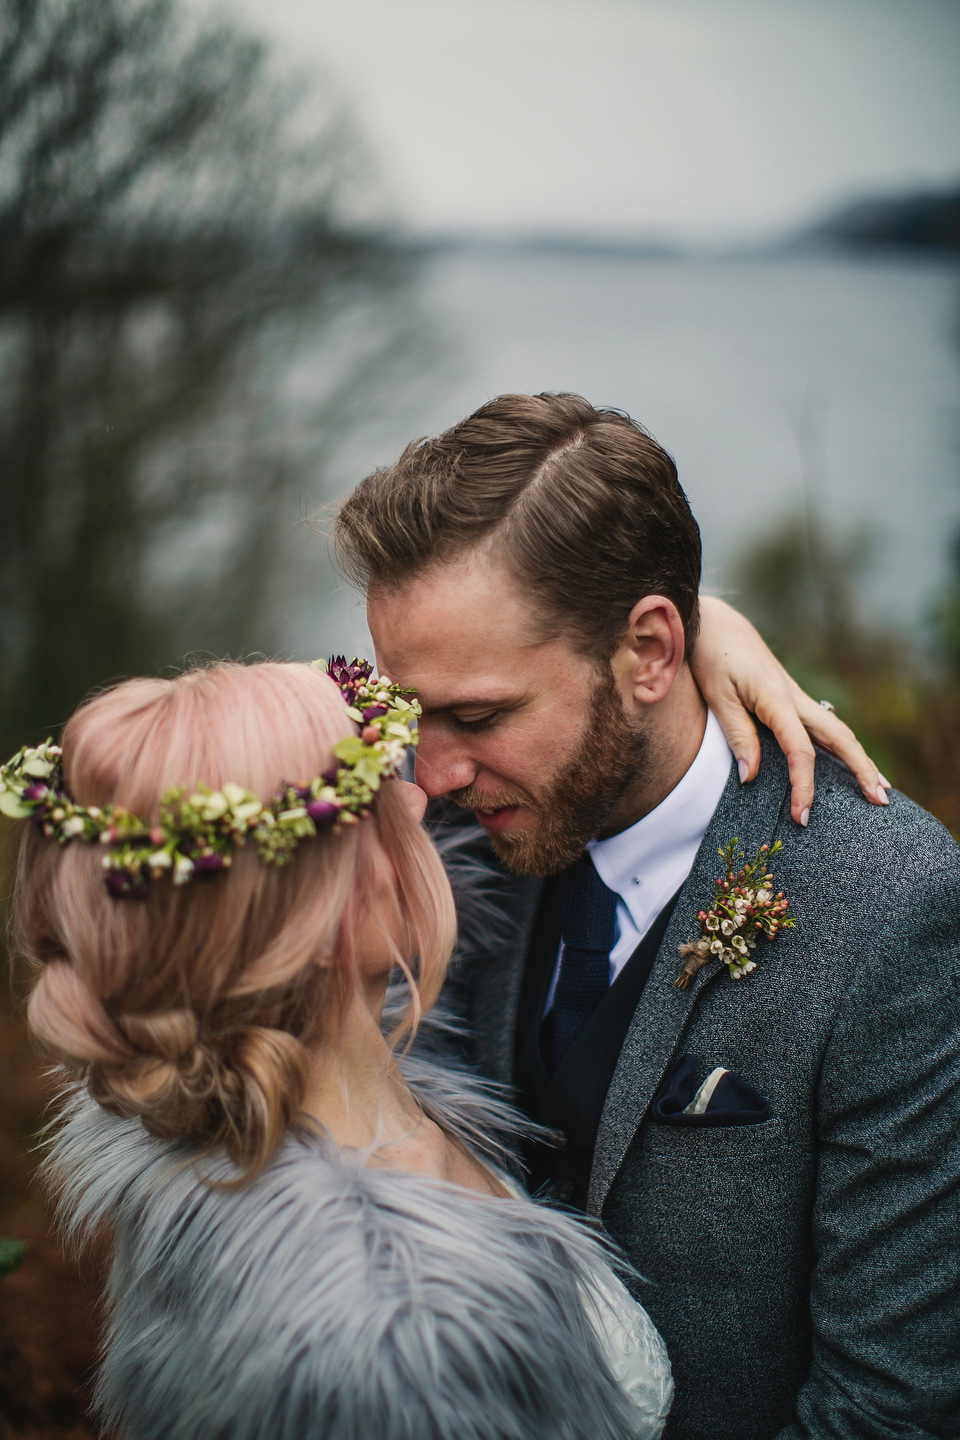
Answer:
[
  {"xmin": 586, "ymin": 733, "xmax": 791, "ymax": 1214},
  {"xmin": 588, "ymin": 709, "xmax": 732, "ymax": 950}
]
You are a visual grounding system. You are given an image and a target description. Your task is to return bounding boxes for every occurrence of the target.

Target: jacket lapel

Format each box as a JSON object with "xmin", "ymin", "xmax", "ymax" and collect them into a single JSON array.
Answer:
[{"xmin": 587, "ymin": 744, "xmax": 790, "ymax": 1214}]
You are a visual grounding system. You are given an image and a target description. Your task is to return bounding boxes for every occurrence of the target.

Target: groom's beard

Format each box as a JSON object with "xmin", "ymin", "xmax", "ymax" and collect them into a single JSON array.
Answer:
[{"xmin": 449, "ymin": 669, "xmax": 649, "ymax": 877}]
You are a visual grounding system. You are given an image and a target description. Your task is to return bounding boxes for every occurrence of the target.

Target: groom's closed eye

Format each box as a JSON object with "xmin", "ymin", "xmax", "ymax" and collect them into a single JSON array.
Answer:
[{"xmin": 450, "ymin": 711, "xmax": 501, "ymax": 734}]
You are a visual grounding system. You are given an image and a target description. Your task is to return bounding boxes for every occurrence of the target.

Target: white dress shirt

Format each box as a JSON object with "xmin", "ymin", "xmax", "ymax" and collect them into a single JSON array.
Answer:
[{"xmin": 545, "ymin": 709, "xmax": 733, "ymax": 1010}]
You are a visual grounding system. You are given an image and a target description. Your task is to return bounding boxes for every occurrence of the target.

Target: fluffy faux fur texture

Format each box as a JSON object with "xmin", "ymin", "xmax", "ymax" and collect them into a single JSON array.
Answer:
[{"xmin": 46, "ymin": 1044, "xmax": 650, "ymax": 1440}]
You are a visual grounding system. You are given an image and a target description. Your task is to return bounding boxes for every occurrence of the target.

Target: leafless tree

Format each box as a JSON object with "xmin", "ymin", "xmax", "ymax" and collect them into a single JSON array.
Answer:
[{"xmin": 0, "ymin": 0, "xmax": 423, "ymax": 755}]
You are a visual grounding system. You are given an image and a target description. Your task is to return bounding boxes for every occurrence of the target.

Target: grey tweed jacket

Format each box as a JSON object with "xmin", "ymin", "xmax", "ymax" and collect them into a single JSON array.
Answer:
[{"xmin": 429, "ymin": 729, "xmax": 960, "ymax": 1440}]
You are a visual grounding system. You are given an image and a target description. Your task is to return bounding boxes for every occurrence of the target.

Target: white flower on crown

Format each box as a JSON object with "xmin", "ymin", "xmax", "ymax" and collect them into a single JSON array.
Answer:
[{"xmin": 173, "ymin": 854, "xmax": 195, "ymax": 885}]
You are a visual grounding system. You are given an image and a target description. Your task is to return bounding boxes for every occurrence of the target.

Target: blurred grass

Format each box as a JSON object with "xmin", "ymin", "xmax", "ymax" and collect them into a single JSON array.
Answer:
[
  {"xmin": 0, "ymin": 1239, "xmax": 28, "ymax": 1279},
  {"xmin": 769, "ymin": 645, "xmax": 960, "ymax": 837},
  {"xmin": 729, "ymin": 505, "xmax": 960, "ymax": 839}
]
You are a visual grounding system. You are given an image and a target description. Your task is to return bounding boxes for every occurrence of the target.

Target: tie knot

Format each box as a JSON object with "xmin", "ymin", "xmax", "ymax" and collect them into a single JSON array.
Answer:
[{"xmin": 557, "ymin": 852, "xmax": 619, "ymax": 954}]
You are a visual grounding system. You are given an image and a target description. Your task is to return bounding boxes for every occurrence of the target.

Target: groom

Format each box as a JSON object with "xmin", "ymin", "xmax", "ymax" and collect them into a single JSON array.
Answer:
[{"xmin": 337, "ymin": 393, "xmax": 960, "ymax": 1440}]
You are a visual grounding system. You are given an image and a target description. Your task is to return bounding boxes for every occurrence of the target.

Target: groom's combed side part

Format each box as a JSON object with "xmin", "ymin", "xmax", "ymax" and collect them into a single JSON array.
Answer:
[{"xmin": 337, "ymin": 391, "xmax": 703, "ymax": 656}]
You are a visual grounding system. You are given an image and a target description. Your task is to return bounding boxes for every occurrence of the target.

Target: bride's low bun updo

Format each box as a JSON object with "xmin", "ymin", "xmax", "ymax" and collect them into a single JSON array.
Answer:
[
  {"xmin": 89, "ymin": 1014, "xmax": 309, "ymax": 1169},
  {"xmin": 16, "ymin": 662, "xmax": 456, "ymax": 1181}
]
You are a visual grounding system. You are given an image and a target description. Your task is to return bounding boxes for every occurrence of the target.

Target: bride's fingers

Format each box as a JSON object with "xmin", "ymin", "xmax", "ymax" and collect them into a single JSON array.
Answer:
[
  {"xmin": 712, "ymin": 676, "xmax": 816, "ymax": 823},
  {"xmin": 751, "ymin": 689, "xmax": 817, "ymax": 825},
  {"xmin": 789, "ymin": 685, "xmax": 889, "ymax": 806},
  {"xmin": 709, "ymin": 682, "xmax": 762, "ymax": 783},
  {"xmin": 703, "ymin": 653, "xmax": 889, "ymax": 819}
]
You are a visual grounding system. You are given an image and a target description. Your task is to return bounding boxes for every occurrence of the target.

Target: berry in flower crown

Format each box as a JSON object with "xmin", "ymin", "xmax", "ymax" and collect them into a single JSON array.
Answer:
[{"xmin": 0, "ymin": 658, "xmax": 420, "ymax": 899}]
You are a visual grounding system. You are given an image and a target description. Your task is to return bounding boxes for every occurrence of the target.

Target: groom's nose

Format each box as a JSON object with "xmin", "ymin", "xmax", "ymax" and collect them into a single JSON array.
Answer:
[{"xmin": 414, "ymin": 724, "xmax": 478, "ymax": 799}]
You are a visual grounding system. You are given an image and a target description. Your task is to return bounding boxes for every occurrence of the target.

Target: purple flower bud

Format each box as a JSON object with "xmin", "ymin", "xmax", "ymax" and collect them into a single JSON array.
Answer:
[
  {"xmin": 306, "ymin": 799, "xmax": 339, "ymax": 826},
  {"xmin": 23, "ymin": 783, "xmax": 49, "ymax": 801},
  {"xmin": 193, "ymin": 852, "xmax": 225, "ymax": 873},
  {"xmin": 104, "ymin": 869, "xmax": 148, "ymax": 900},
  {"xmin": 361, "ymin": 704, "xmax": 388, "ymax": 722},
  {"xmin": 321, "ymin": 766, "xmax": 341, "ymax": 786}
]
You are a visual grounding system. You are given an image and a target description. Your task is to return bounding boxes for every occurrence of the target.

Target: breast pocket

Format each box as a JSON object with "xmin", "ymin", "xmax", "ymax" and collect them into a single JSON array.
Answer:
[
  {"xmin": 640, "ymin": 1114, "xmax": 788, "ymax": 1160},
  {"xmin": 603, "ymin": 1113, "xmax": 813, "ymax": 1299}
]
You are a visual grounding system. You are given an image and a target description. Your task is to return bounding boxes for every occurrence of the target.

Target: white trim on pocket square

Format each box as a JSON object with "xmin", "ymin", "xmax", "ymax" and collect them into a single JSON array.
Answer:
[{"xmin": 681, "ymin": 1067, "xmax": 730, "ymax": 1116}]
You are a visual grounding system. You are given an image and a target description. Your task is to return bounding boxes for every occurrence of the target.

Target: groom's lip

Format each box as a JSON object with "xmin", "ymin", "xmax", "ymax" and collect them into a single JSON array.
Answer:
[{"xmin": 473, "ymin": 805, "xmax": 521, "ymax": 832}]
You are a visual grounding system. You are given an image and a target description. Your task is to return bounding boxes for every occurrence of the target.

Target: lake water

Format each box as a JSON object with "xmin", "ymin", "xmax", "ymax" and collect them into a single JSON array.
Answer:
[{"xmin": 291, "ymin": 246, "xmax": 960, "ymax": 659}]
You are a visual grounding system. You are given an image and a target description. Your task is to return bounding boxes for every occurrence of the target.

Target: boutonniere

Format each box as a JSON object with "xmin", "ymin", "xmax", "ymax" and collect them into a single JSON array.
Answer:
[{"xmin": 676, "ymin": 839, "xmax": 794, "ymax": 989}]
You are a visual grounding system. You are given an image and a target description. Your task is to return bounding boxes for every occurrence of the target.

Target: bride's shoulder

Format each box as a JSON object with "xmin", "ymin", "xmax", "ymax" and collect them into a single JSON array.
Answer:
[{"xmin": 46, "ymin": 1081, "xmax": 588, "ymax": 1285}]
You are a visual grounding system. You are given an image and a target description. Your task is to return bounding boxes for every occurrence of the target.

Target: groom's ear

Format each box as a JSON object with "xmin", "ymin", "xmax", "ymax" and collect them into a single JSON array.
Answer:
[{"xmin": 611, "ymin": 595, "xmax": 686, "ymax": 707}]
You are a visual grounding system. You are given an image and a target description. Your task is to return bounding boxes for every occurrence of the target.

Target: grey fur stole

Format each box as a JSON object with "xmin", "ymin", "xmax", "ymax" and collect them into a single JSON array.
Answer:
[{"xmin": 46, "ymin": 1055, "xmax": 643, "ymax": 1440}]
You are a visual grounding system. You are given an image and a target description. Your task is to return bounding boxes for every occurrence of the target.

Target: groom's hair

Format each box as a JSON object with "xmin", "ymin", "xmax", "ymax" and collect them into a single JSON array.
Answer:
[{"xmin": 337, "ymin": 392, "xmax": 702, "ymax": 657}]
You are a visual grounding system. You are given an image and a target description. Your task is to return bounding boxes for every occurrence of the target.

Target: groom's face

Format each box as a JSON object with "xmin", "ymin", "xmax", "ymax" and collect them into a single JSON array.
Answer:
[{"xmin": 367, "ymin": 549, "xmax": 647, "ymax": 876}]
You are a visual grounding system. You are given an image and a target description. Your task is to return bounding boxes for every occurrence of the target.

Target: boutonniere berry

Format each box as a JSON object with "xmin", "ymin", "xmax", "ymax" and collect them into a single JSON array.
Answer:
[{"xmin": 676, "ymin": 839, "xmax": 794, "ymax": 989}]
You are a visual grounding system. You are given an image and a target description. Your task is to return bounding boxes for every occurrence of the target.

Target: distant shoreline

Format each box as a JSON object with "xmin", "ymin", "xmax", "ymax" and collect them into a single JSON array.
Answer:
[
  {"xmin": 408, "ymin": 233, "xmax": 960, "ymax": 265},
  {"xmin": 400, "ymin": 183, "xmax": 960, "ymax": 264}
]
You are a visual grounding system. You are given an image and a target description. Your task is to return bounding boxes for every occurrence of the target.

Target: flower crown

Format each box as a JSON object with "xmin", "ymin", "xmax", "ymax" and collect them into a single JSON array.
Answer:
[{"xmin": 0, "ymin": 657, "xmax": 420, "ymax": 899}]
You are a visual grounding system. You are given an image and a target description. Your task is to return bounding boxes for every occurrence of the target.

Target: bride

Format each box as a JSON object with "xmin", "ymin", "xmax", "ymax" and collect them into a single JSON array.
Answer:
[{"xmin": 10, "ymin": 656, "xmax": 671, "ymax": 1440}]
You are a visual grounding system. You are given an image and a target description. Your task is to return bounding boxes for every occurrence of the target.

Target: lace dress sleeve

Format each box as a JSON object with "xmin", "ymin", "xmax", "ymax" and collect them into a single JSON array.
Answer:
[{"xmin": 580, "ymin": 1268, "xmax": 674, "ymax": 1439}]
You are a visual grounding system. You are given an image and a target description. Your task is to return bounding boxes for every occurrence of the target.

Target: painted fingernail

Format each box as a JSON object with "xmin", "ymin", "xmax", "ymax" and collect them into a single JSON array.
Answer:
[
  {"xmin": 877, "ymin": 785, "xmax": 889, "ymax": 806},
  {"xmin": 799, "ymin": 807, "xmax": 810, "ymax": 827},
  {"xmin": 737, "ymin": 758, "xmax": 749, "ymax": 783},
  {"xmin": 878, "ymin": 773, "xmax": 891, "ymax": 789}
]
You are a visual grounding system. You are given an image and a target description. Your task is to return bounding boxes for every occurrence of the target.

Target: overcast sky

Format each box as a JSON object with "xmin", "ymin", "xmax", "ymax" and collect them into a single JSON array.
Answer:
[{"xmin": 228, "ymin": 0, "xmax": 960, "ymax": 244}]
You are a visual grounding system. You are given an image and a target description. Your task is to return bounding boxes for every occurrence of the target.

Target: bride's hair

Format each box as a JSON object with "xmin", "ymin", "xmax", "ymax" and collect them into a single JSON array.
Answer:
[{"xmin": 16, "ymin": 661, "xmax": 456, "ymax": 1181}]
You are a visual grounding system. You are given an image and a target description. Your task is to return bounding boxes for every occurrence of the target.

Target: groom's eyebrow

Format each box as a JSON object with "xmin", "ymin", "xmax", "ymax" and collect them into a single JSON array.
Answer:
[{"xmin": 419, "ymin": 693, "xmax": 519, "ymax": 715}]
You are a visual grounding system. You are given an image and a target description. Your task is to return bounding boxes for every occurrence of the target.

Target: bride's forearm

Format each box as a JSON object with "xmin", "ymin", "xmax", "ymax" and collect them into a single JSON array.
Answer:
[{"xmin": 691, "ymin": 595, "xmax": 889, "ymax": 825}]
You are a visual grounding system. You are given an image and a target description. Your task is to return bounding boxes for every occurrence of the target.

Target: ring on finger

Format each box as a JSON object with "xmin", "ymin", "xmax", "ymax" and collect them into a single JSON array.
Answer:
[{"xmin": 818, "ymin": 699, "xmax": 836, "ymax": 713}]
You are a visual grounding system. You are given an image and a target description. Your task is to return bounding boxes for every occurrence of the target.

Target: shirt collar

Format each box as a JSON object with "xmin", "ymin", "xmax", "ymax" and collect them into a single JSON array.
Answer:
[{"xmin": 587, "ymin": 709, "xmax": 733, "ymax": 915}]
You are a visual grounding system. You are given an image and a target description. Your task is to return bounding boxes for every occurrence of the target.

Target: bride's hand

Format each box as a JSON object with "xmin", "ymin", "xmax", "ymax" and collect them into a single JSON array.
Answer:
[{"xmin": 692, "ymin": 596, "xmax": 890, "ymax": 827}]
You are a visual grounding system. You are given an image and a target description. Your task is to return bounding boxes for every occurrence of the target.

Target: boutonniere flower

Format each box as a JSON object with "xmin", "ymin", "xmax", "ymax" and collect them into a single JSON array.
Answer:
[{"xmin": 676, "ymin": 839, "xmax": 794, "ymax": 989}]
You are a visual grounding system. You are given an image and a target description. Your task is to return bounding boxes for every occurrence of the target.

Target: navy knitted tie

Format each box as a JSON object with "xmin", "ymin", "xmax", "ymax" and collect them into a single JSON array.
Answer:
[{"xmin": 547, "ymin": 852, "xmax": 619, "ymax": 1073}]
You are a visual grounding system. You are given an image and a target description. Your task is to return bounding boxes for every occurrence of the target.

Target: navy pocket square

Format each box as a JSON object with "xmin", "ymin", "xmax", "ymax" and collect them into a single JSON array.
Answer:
[{"xmin": 650, "ymin": 1054, "xmax": 771, "ymax": 1127}]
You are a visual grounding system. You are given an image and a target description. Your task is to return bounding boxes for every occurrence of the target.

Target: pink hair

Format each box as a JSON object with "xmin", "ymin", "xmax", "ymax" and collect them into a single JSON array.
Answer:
[{"xmin": 16, "ymin": 662, "xmax": 456, "ymax": 1180}]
